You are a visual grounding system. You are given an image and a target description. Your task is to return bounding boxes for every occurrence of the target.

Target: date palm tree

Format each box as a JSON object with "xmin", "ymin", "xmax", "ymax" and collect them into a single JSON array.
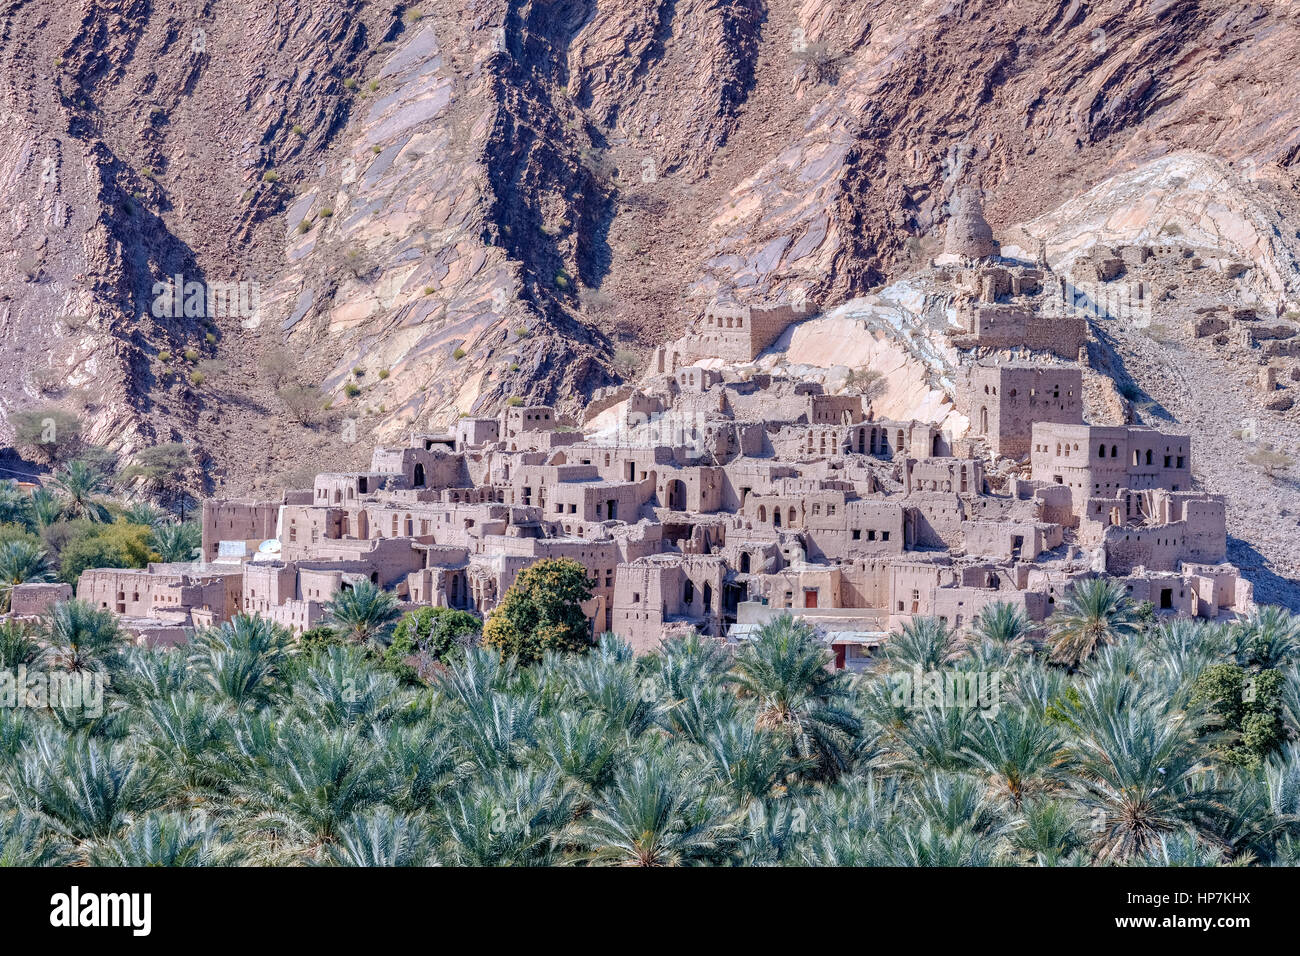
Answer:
[
  {"xmin": 570, "ymin": 753, "xmax": 741, "ymax": 866},
  {"xmin": 222, "ymin": 720, "xmax": 386, "ymax": 862},
  {"xmin": 1142, "ymin": 617, "xmax": 1229, "ymax": 698},
  {"xmin": 6, "ymin": 732, "xmax": 158, "ymax": 849},
  {"xmin": 326, "ymin": 579, "xmax": 401, "ymax": 649},
  {"xmin": 908, "ymin": 771, "xmax": 1009, "ymax": 838},
  {"xmin": 1005, "ymin": 797, "xmax": 1089, "ymax": 866},
  {"xmin": 537, "ymin": 709, "xmax": 624, "ymax": 796},
  {"xmin": 794, "ymin": 779, "xmax": 902, "ymax": 866},
  {"xmin": 559, "ymin": 636, "xmax": 664, "ymax": 738},
  {"xmin": 0, "ymin": 618, "xmax": 43, "ymax": 667},
  {"xmin": 326, "ymin": 807, "xmax": 437, "ymax": 866},
  {"xmin": 886, "ymin": 699, "xmax": 979, "ymax": 775},
  {"xmin": 0, "ymin": 539, "xmax": 53, "ymax": 612},
  {"xmin": 50, "ymin": 460, "xmax": 111, "ymax": 522},
  {"xmin": 970, "ymin": 601, "xmax": 1035, "ymax": 655},
  {"xmin": 877, "ymin": 819, "xmax": 995, "ymax": 866},
  {"xmin": 963, "ymin": 704, "xmax": 1071, "ymax": 807},
  {"xmin": 730, "ymin": 614, "xmax": 862, "ymax": 780},
  {"xmin": 445, "ymin": 686, "xmax": 543, "ymax": 773},
  {"xmin": 883, "ymin": 615, "xmax": 966, "ymax": 671},
  {"xmin": 376, "ymin": 722, "xmax": 458, "ymax": 814},
  {"xmin": 150, "ymin": 521, "xmax": 201, "ymax": 563},
  {"xmin": 134, "ymin": 691, "xmax": 235, "ymax": 800},
  {"xmin": 1068, "ymin": 694, "xmax": 1221, "ymax": 861},
  {"xmin": 702, "ymin": 718, "xmax": 792, "ymax": 806},
  {"xmin": 26, "ymin": 488, "xmax": 64, "ymax": 530},
  {"xmin": 0, "ymin": 811, "xmax": 72, "ymax": 866},
  {"xmin": 112, "ymin": 644, "xmax": 192, "ymax": 704},
  {"xmin": 290, "ymin": 644, "xmax": 402, "ymax": 729},
  {"xmin": 189, "ymin": 614, "xmax": 294, "ymax": 709},
  {"xmin": 121, "ymin": 502, "xmax": 166, "ymax": 528},
  {"xmin": 87, "ymin": 811, "xmax": 240, "ymax": 866},
  {"xmin": 1281, "ymin": 664, "xmax": 1300, "ymax": 741},
  {"xmin": 0, "ymin": 480, "xmax": 33, "ymax": 528},
  {"xmin": 1232, "ymin": 606, "xmax": 1300, "ymax": 669},
  {"xmin": 1197, "ymin": 766, "xmax": 1298, "ymax": 864},
  {"xmin": 1132, "ymin": 830, "xmax": 1229, "ymax": 866},
  {"xmin": 42, "ymin": 599, "xmax": 123, "ymax": 673},
  {"xmin": 1048, "ymin": 577, "xmax": 1141, "ymax": 669},
  {"xmin": 439, "ymin": 766, "xmax": 574, "ymax": 866}
]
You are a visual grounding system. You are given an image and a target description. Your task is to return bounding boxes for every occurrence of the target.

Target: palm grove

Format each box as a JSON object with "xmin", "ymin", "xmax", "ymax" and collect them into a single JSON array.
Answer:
[
  {"xmin": 1, "ymin": 419, "xmax": 201, "ymax": 609},
  {"xmin": 2, "ymin": 537, "xmax": 1299, "ymax": 866}
]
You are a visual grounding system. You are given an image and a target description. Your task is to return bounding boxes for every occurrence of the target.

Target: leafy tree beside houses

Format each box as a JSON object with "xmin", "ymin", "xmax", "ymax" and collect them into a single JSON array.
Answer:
[
  {"xmin": 482, "ymin": 557, "xmax": 595, "ymax": 664},
  {"xmin": 117, "ymin": 442, "xmax": 196, "ymax": 518}
]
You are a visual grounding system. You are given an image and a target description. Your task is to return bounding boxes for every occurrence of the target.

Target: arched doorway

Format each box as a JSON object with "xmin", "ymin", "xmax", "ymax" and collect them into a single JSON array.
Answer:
[
  {"xmin": 739, "ymin": 552, "xmax": 750, "ymax": 574},
  {"xmin": 979, "ymin": 407, "xmax": 988, "ymax": 434},
  {"xmin": 413, "ymin": 463, "xmax": 425, "ymax": 487},
  {"xmin": 666, "ymin": 479, "xmax": 686, "ymax": 510}
]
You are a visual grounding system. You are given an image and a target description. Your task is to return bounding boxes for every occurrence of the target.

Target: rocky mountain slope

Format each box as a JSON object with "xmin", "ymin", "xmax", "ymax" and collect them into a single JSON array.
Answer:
[{"xmin": 1, "ymin": 0, "xmax": 1298, "ymax": 515}]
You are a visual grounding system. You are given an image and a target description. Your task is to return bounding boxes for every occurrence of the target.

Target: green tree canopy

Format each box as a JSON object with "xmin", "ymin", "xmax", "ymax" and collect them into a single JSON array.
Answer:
[
  {"xmin": 482, "ymin": 557, "xmax": 594, "ymax": 664},
  {"xmin": 57, "ymin": 520, "xmax": 155, "ymax": 585},
  {"xmin": 382, "ymin": 606, "xmax": 481, "ymax": 682}
]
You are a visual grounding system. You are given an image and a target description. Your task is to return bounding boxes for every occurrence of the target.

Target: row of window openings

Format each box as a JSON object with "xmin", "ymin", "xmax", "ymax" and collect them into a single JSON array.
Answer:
[
  {"xmin": 983, "ymin": 385, "xmax": 1066, "ymax": 399},
  {"xmin": 1042, "ymin": 441, "xmax": 1185, "ymax": 468}
]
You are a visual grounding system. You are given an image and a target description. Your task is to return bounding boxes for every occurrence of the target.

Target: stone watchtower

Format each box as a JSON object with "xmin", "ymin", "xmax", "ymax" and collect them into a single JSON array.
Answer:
[{"xmin": 943, "ymin": 188, "xmax": 998, "ymax": 261}]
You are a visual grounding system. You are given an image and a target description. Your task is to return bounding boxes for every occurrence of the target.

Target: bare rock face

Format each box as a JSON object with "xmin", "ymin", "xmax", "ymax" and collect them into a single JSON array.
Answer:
[{"xmin": 1, "ymin": 0, "xmax": 1299, "ymax": 499}]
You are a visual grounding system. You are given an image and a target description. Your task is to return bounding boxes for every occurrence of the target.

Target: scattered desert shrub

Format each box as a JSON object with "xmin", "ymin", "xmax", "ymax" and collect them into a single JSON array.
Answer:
[
  {"xmin": 1247, "ymin": 444, "xmax": 1293, "ymax": 479},
  {"xmin": 258, "ymin": 350, "xmax": 296, "ymax": 388},
  {"xmin": 278, "ymin": 384, "xmax": 326, "ymax": 426},
  {"xmin": 11, "ymin": 407, "xmax": 83, "ymax": 464},
  {"xmin": 793, "ymin": 42, "xmax": 843, "ymax": 84}
]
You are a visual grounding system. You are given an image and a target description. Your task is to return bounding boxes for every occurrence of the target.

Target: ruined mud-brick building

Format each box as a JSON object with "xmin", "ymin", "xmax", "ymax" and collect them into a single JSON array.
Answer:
[
  {"xmin": 960, "ymin": 361, "xmax": 1084, "ymax": 459},
  {"xmin": 933, "ymin": 192, "xmax": 1089, "ymax": 362},
  {"xmin": 56, "ymin": 349, "xmax": 1252, "ymax": 666},
  {"xmin": 655, "ymin": 299, "xmax": 809, "ymax": 371}
]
